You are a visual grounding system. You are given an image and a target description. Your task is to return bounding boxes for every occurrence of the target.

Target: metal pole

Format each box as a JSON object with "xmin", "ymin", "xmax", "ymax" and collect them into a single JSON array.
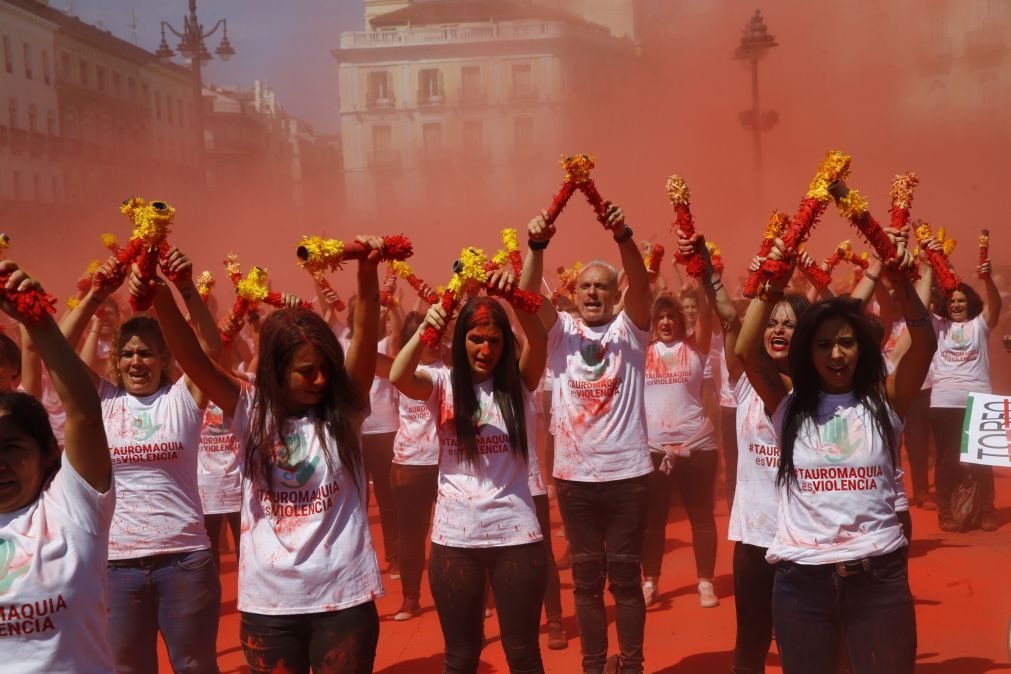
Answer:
[{"xmin": 189, "ymin": 0, "xmax": 206, "ymax": 191}]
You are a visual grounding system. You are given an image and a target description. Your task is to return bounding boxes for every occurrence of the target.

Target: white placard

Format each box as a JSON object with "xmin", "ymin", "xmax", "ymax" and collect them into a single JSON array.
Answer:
[{"xmin": 959, "ymin": 392, "xmax": 1011, "ymax": 468}]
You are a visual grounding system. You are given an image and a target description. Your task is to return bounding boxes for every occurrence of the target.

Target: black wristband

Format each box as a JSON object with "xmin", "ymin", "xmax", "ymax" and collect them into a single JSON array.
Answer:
[
  {"xmin": 528, "ymin": 238, "xmax": 549, "ymax": 251},
  {"xmin": 613, "ymin": 225, "xmax": 634, "ymax": 244}
]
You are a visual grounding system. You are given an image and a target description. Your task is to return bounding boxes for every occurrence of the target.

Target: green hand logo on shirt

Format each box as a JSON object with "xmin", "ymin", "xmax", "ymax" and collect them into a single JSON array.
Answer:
[
  {"xmin": 950, "ymin": 325, "xmax": 971, "ymax": 350},
  {"xmin": 0, "ymin": 538, "xmax": 28, "ymax": 596},
  {"xmin": 276, "ymin": 432, "xmax": 319, "ymax": 488},
  {"xmin": 821, "ymin": 415, "xmax": 863, "ymax": 463},
  {"xmin": 578, "ymin": 340, "xmax": 608, "ymax": 381},
  {"xmin": 132, "ymin": 412, "xmax": 163, "ymax": 442}
]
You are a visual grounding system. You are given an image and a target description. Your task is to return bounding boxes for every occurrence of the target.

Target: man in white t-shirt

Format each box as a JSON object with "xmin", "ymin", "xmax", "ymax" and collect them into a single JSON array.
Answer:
[{"xmin": 521, "ymin": 203, "xmax": 653, "ymax": 674}]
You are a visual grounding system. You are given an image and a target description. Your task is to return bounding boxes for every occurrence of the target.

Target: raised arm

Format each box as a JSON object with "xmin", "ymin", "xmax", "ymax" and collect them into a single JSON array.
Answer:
[
  {"xmin": 18, "ymin": 323, "xmax": 41, "ymax": 398},
  {"xmin": 603, "ymin": 203, "xmax": 651, "ymax": 331},
  {"xmin": 885, "ymin": 262, "xmax": 936, "ymax": 419},
  {"xmin": 735, "ymin": 240, "xmax": 793, "ymax": 412},
  {"xmin": 1, "ymin": 262, "xmax": 110, "ymax": 492},
  {"xmin": 343, "ymin": 236, "xmax": 384, "ymax": 395},
  {"xmin": 389, "ymin": 305, "xmax": 438, "ymax": 401},
  {"xmin": 162, "ymin": 248, "xmax": 223, "ymax": 361},
  {"xmin": 980, "ymin": 258, "xmax": 1001, "ymax": 329},
  {"xmin": 851, "ymin": 256, "xmax": 882, "ymax": 307},
  {"xmin": 521, "ymin": 210, "xmax": 560, "ymax": 333},
  {"xmin": 696, "ymin": 240, "xmax": 743, "ymax": 386},
  {"xmin": 139, "ymin": 270, "xmax": 242, "ymax": 418},
  {"xmin": 493, "ymin": 269, "xmax": 546, "ymax": 391}
]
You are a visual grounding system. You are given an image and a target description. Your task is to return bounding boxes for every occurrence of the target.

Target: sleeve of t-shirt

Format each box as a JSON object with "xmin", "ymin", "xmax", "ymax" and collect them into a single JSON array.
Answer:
[
  {"xmin": 227, "ymin": 381, "xmax": 256, "ymax": 439},
  {"xmin": 771, "ymin": 393, "xmax": 795, "ymax": 440},
  {"xmin": 169, "ymin": 376, "xmax": 205, "ymax": 428},
  {"xmin": 618, "ymin": 310, "xmax": 651, "ymax": 349},
  {"xmin": 47, "ymin": 458, "xmax": 116, "ymax": 536},
  {"xmin": 546, "ymin": 310, "xmax": 570, "ymax": 355},
  {"xmin": 975, "ymin": 314, "xmax": 992, "ymax": 337},
  {"xmin": 97, "ymin": 378, "xmax": 119, "ymax": 403}
]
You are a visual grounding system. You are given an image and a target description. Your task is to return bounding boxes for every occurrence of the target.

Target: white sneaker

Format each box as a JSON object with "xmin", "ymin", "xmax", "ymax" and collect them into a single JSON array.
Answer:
[
  {"xmin": 698, "ymin": 580, "xmax": 719, "ymax": 608},
  {"xmin": 642, "ymin": 579, "xmax": 659, "ymax": 607}
]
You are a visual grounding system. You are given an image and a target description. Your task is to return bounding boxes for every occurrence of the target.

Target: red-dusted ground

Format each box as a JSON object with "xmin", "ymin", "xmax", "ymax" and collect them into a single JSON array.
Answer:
[{"xmin": 160, "ymin": 469, "xmax": 1011, "ymax": 673}]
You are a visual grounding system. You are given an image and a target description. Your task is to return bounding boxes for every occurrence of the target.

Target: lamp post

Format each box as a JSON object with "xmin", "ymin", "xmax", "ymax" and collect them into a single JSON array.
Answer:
[
  {"xmin": 155, "ymin": 0, "xmax": 235, "ymax": 188},
  {"xmin": 734, "ymin": 10, "xmax": 778, "ymax": 179}
]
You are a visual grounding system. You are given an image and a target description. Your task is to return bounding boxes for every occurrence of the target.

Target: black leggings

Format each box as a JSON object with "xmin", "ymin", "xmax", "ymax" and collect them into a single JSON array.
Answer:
[
  {"xmin": 240, "ymin": 601, "xmax": 379, "ymax": 674},
  {"xmin": 390, "ymin": 463, "xmax": 438, "ymax": 601},
  {"xmin": 533, "ymin": 494, "xmax": 563, "ymax": 622},
  {"xmin": 363, "ymin": 432, "xmax": 399, "ymax": 563},
  {"xmin": 642, "ymin": 450, "xmax": 719, "ymax": 579},
  {"xmin": 903, "ymin": 389, "xmax": 933, "ymax": 498},
  {"xmin": 732, "ymin": 542, "xmax": 775, "ymax": 673},
  {"xmin": 429, "ymin": 542, "xmax": 547, "ymax": 674},
  {"xmin": 205, "ymin": 511, "xmax": 240, "ymax": 570}
]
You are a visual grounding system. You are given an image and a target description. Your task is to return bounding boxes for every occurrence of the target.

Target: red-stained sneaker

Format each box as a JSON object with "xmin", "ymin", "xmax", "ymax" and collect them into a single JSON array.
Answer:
[{"xmin": 393, "ymin": 598, "xmax": 420, "ymax": 621}]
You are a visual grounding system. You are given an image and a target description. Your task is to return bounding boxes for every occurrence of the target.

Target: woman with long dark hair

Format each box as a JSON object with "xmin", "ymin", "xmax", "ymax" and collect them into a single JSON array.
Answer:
[
  {"xmin": 736, "ymin": 235, "xmax": 934, "ymax": 674},
  {"xmin": 135, "ymin": 235, "xmax": 388, "ymax": 674},
  {"xmin": 59, "ymin": 250, "xmax": 223, "ymax": 673},
  {"xmin": 0, "ymin": 261, "xmax": 115, "ymax": 672},
  {"xmin": 390, "ymin": 270, "xmax": 549, "ymax": 674},
  {"xmin": 927, "ymin": 252, "xmax": 1001, "ymax": 531}
]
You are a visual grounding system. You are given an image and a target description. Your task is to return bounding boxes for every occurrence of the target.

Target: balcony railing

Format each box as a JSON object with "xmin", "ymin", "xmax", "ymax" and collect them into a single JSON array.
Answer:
[
  {"xmin": 417, "ymin": 89, "xmax": 446, "ymax": 107},
  {"xmin": 339, "ymin": 20, "xmax": 607, "ymax": 50},
  {"xmin": 368, "ymin": 148, "xmax": 401, "ymax": 169},
  {"xmin": 10, "ymin": 128, "xmax": 29, "ymax": 154},
  {"xmin": 0, "ymin": 125, "xmax": 8, "ymax": 150},
  {"xmin": 965, "ymin": 22, "xmax": 1006, "ymax": 65},
  {"xmin": 418, "ymin": 147, "xmax": 450, "ymax": 165},
  {"xmin": 915, "ymin": 35, "xmax": 954, "ymax": 75},
  {"xmin": 366, "ymin": 92, "xmax": 395, "ymax": 110},
  {"xmin": 509, "ymin": 85, "xmax": 539, "ymax": 103},
  {"xmin": 458, "ymin": 87, "xmax": 487, "ymax": 106},
  {"xmin": 30, "ymin": 132, "xmax": 48, "ymax": 157}
]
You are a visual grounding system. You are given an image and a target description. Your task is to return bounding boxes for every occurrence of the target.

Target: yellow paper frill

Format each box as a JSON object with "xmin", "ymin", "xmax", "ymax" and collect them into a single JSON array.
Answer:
[
  {"xmin": 236, "ymin": 267, "xmax": 270, "ymax": 302},
  {"xmin": 665, "ymin": 175, "xmax": 691, "ymax": 206},
  {"xmin": 447, "ymin": 248, "xmax": 488, "ymax": 298},
  {"xmin": 120, "ymin": 197, "xmax": 175, "ymax": 244},
  {"xmin": 297, "ymin": 236, "xmax": 345, "ymax": 273},
  {"xmin": 806, "ymin": 151, "xmax": 852, "ymax": 201},
  {"xmin": 196, "ymin": 271, "xmax": 215, "ymax": 299},
  {"xmin": 836, "ymin": 189, "xmax": 869, "ymax": 220},
  {"xmin": 561, "ymin": 154, "xmax": 596, "ymax": 184},
  {"xmin": 391, "ymin": 261, "xmax": 413, "ymax": 279},
  {"xmin": 100, "ymin": 233, "xmax": 119, "ymax": 251},
  {"xmin": 889, "ymin": 172, "xmax": 919, "ymax": 210}
]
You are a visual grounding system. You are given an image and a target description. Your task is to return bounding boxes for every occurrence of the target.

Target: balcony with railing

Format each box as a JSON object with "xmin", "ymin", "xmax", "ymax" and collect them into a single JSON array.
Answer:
[
  {"xmin": 368, "ymin": 148, "xmax": 401, "ymax": 170},
  {"xmin": 458, "ymin": 86, "xmax": 487, "ymax": 106},
  {"xmin": 915, "ymin": 35, "xmax": 954, "ymax": 75},
  {"xmin": 366, "ymin": 89, "xmax": 396, "ymax": 110},
  {"xmin": 417, "ymin": 88, "xmax": 446, "ymax": 108},
  {"xmin": 10, "ymin": 129, "xmax": 29, "ymax": 154},
  {"xmin": 509, "ymin": 84, "xmax": 539, "ymax": 103},
  {"xmin": 30, "ymin": 132, "xmax": 48, "ymax": 158},
  {"xmin": 339, "ymin": 21, "xmax": 606, "ymax": 51},
  {"xmin": 0, "ymin": 125, "xmax": 8, "ymax": 151},
  {"xmin": 965, "ymin": 21, "xmax": 1007, "ymax": 67}
]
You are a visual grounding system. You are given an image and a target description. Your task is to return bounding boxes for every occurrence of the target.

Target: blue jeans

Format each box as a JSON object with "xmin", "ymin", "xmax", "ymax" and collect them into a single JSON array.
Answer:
[
  {"xmin": 772, "ymin": 549, "xmax": 916, "ymax": 674},
  {"xmin": 107, "ymin": 549, "xmax": 221, "ymax": 673},
  {"xmin": 556, "ymin": 475, "xmax": 649, "ymax": 674}
]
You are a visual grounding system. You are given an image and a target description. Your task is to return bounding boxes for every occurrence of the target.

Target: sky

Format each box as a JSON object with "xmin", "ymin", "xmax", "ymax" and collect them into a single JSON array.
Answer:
[{"xmin": 62, "ymin": 0, "xmax": 364, "ymax": 131}]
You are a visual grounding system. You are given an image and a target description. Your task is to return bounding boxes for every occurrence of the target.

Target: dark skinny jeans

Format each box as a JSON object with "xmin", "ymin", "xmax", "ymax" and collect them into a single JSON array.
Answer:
[
  {"xmin": 732, "ymin": 542, "xmax": 775, "ymax": 674},
  {"xmin": 772, "ymin": 549, "xmax": 915, "ymax": 674},
  {"xmin": 556, "ymin": 474, "xmax": 650, "ymax": 674},
  {"xmin": 363, "ymin": 431, "xmax": 399, "ymax": 563},
  {"xmin": 390, "ymin": 463, "xmax": 438, "ymax": 601},
  {"xmin": 240, "ymin": 601, "xmax": 379, "ymax": 674},
  {"xmin": 533, "ymin": 493, "xmax": 563, "ymax": 622},
  {"xmin": 642, "ymin": 450, "xmax": 718, "ymax": 580},
  {"xmin": 429, "ymin": 541, "xmax": 547, "ymax": 674}
]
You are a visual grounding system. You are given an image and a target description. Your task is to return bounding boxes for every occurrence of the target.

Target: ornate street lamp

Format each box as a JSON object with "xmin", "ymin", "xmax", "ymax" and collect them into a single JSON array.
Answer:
[
  {"xmin": 734, "ymin": 10, "xmax": 778, "ymax": 177},
  {"xmin": 156, "ymin": 0, "xmax": 236, "ymax": 185}
]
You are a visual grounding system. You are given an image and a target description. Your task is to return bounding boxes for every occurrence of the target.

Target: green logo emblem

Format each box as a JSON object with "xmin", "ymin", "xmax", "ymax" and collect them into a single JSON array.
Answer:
[
  {"xmin": 132, "ymin": 412, "xmax": 163, "ymax": 441},
  {"xmin": 276, "ymin": 432, "xmax": 319, "ymax": 488},
  {"xmin": 821, "ymin": 415, "xmax": 863, "ymax": 463},
  {"xmin": 0, "ymin": 538, "xmax": 28, "ymax": 595}
]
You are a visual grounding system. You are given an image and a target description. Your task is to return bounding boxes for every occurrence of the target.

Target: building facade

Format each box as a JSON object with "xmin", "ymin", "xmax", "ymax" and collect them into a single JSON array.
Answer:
[{"xmin": 334, "ymin": 0, "xmax": 635, "ymax": 223}]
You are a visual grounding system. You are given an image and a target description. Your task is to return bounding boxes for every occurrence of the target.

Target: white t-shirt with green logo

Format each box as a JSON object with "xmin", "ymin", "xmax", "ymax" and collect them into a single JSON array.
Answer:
[
  {"xmin": 0, "ymin": 461, "xmax": 115, "ymax": 672},
  {"xmin": 930, "ymin": 314, "xmax": 992, "ymax": 408},
  {"xmin": 197, "ymin": 402, "xmax": 242, "ymax": 514},
  {"xmin": 100, "ymin": 378, "xmax": 210, "ymax": 560},
  {"xmin": 392, "ymin": 363, "xmax": 445, "ymax": 466},
  {"xmin": 231, "ymin": 384, "xmax": 383, "ymax": 614},
  {"xmin": 728, "ymin": 375, "xmax": 781, "ymax": 548},
  {"xmin": 546, "ymin": 311, "xmax": 652, "ymax": 482},
  {"xmin": 766, "ymin": 392, "xmax": 908, "ymax": 565},
  {"xmin": 430, "ymin": 369, "xmax": 542, "ymax": 548},
  {"xmin": 644, "ymin": 339, "xmax": 716, "ymax": 450}
]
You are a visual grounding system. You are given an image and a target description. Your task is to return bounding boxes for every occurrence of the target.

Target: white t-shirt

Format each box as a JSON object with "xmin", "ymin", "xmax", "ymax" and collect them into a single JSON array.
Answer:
[
  {"xmin": 429, "ymin": 369, "xmax": 542, "ymax": 548},
  {"xmin": 197, "ymin": 402, "xmax": 242, "ymax": 514},
  {"xmin": 101, "ymin": 378, "xmax": 209, "ymax": 560},
  {"xmin": 392, "ymin": 363, "xmax": 445, "ymax": 466},
  {"xmin": 766, "ymin": 392, "xmax": 908, "ymax": 565},
  {"xmin": 0, "ymin": 461, "xmax": 115, "ymax": 673},
  {"xmin": 527, "ymin": 394, "xmax": 547, "ymax": 498},
  {"xmin": 644, "ymin": 339, "xmax": 717, "ymax": 450},
  {"xmin": 40, "ymin": 370, "xmax": 67, "ymax": 447},
  {"xmin": 727, "ymin": 376, "xmax": 781, "ymax": 548},
  {"xmin": 362, "ymin": 337, "xmax": 400, "ymax": 435},
  {"xmin": 930, "ymin": 314, "xmax": 992, "ymax": 408},
  {"xmin": 547, "ymin": 311, "xmax": 652, "ymax": 482},
  {"xmin": 715, "ymin": 332, "xmax": 736, "ymax": 408},
  {"xmin": 231, "ymin": 384, "xmax": 383, "ymax": 614}
]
